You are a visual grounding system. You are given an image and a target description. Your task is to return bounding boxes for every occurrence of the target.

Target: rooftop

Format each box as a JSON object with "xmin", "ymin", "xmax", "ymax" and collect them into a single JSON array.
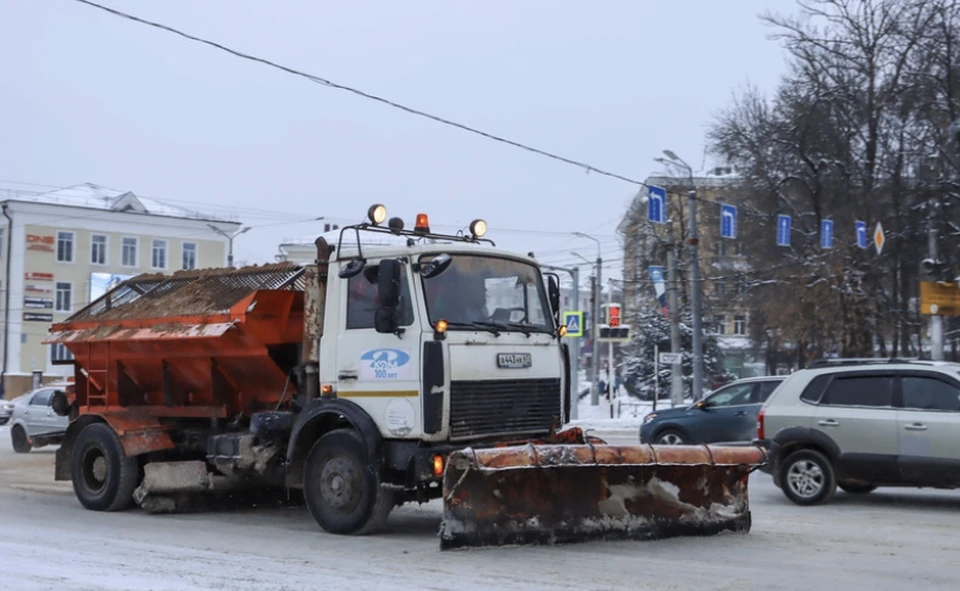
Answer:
[{"xmin": 2, "ymin": 182, "xmax": 239, "ymax": 224}]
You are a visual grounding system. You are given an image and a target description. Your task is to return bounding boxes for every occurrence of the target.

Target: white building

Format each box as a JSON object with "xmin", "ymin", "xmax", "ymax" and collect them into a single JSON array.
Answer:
[{"xmin": 0, "ymin": 183, "xmax": 243, "ymax": 395}]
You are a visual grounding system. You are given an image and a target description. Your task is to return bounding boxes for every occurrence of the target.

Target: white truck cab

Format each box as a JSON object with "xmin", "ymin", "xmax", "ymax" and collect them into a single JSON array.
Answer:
[{"xmin": 319, "ymin": 207, "xmax": 570, "ymax": 445}]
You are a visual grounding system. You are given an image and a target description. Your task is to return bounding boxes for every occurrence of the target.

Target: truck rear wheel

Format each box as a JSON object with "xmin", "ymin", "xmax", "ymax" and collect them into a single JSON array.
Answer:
[
  {"xmin": 71, "ymin": 422, "xmax": 140, "ymax": 512},
  {"xmin": 303, "ymin": 428, "xmax": 394, "ymax": 535}
]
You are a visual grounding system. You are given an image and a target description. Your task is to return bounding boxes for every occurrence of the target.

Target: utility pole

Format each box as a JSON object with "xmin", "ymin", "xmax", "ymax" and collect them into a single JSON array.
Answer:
[
  {"xmin": 588, "ymin": 274, "xmax": 600, "ymax": 405},
  {"xmin": 666, "ymin": 230, "xmax": 683, "ymax": 406},
  {"xmin": 688, "ymin": 189, "xmax": 704, "ymax": 400},
  {"xmin": 208, "ymin": 224, "xmax": 250, "ymax": 268},
  {"xmin": 929, "ymin": 214, "xmax": 944, "ymax": 360},
  {"xmin": 574, "ymin": 232, "xmax": 602, "ymax": 406},
  {"xmin": 607, "ymin": 278, "xmax": 615, "ymax": 401}
]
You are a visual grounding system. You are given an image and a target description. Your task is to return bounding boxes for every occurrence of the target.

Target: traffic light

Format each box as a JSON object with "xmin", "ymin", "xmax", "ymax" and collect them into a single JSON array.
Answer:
[
  {"xmin": 598, "ymin": 326, "xmax": 630, "ymax": 342},
  {"xmin": 607, "ymin": 303, "xmax": 621, "ymax": 328}
]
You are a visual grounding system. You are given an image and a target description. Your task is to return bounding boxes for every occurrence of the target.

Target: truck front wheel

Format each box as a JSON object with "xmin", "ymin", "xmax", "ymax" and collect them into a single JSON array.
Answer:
[
  {"xmin": 71, "ymin": 422, "xmax": 140, "ymax": 512},
  {"xmin": 303, "ymin": 428, "xmax": 394, "ymax": 535}
]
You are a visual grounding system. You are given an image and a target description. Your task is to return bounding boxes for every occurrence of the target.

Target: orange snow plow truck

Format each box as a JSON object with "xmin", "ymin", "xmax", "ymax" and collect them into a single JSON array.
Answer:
[{"xmin": 44, "ymin": 204, "xmax": 766, "ymax": 550}]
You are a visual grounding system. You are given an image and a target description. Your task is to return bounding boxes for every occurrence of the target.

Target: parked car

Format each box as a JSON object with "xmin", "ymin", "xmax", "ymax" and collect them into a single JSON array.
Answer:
[
  {"xmin": 639, "ymin": 376, "xmax": 785, "ymax": 445},
  {"xmin": 0, "ymin": 397, "xmax": 15, "ymax": 426},
  {"xmin": 756, "ymin": 358, "xmax": 960, "ymax": 506},
  {"xmin": 8, "ymin": 383, "xmax": 71, "ymax": 453}
]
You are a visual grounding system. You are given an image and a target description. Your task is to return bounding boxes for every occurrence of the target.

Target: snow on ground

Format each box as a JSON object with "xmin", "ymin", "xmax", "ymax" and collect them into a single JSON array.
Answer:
[{"xmin": 566, "ymin": 386, "xmax": 692, "ymax": 434}]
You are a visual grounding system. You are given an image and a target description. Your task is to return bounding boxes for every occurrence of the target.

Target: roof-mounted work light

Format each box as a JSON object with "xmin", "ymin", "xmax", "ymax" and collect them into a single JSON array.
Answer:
[
  {"xmin": 469, "ymin": 219, "xmax": 487, "ymax": 238},
  {"xmin": 367, "ymin": 204, "xmax": 387, "ymax": 225}
]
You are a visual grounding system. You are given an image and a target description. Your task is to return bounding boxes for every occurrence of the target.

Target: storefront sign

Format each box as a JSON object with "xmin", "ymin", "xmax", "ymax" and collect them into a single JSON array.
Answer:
[
  {"xmin": 25, "ymin": 284, "xmax": 52, "ymax": 294},
  {"xmin": 24, "ymin": 297, "xmax": 53, "ymax": 309},
  {"xmin": 26, "ymin": 234, "xmax": 55, "ymax": 252},
  {"xmin": 23, "ymin": 312, "xmax": 53, "ymax": 322},
  {"xmin": 25, "ymin": 272, "xmax": 54, "ymax": 282}
]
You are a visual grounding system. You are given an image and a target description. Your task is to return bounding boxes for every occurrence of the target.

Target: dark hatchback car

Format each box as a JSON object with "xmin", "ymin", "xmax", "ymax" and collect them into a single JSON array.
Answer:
[{"xmin": 639, "ymin": 376, "xmax": 785, "ymax": 445}]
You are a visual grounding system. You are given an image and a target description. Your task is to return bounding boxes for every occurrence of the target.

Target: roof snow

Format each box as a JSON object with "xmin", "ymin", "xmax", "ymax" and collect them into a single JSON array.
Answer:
[{"xmin": 7, "ymin": 183, "xmax": 237, "ymax": 223}]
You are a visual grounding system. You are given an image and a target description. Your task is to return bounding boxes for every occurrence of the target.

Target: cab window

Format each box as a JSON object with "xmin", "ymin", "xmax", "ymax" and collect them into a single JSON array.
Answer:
[{"xmin": 345, "ymin": 264, "xmax": 415, "ymax": 330}]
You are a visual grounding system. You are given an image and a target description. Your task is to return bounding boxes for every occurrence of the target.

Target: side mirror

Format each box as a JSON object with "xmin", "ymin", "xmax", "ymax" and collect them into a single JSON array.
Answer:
[
  {"xmin": 339, "ymin": 258, "xmax": 366, "ymax": 279},
  {"xmin": 378, "ymin": 259, "xmax": 402, "ymax": 308},
  {"xmin": 695, "ymin": 400, "xmax": 709, "ymax": 410},
  {"xmin": 419, "ymin": 253, "xmax": 452, "ymax": 278},
  {"xmin": 547, "ymin": 274, "xmax": 561, "ymax": 321},
  {"xmin": 375, "ymin": 259, "xmax": 403, "ymax": 334}
]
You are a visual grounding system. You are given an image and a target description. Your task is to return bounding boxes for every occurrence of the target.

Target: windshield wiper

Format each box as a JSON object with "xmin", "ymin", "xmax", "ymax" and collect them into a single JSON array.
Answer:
[
  {"xmin": 479, "ymin": 321, "xmax": 552, "ymax": 337},
  {"xmin": 444, "ymin": 321, "xmax": 502, "ymax": 336}
]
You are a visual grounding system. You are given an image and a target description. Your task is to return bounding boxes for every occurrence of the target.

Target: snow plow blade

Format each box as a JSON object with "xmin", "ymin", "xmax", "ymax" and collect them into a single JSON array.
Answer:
[{"xmin": 439, "ymin": 441, "xmax": 767, "ymax": 550}]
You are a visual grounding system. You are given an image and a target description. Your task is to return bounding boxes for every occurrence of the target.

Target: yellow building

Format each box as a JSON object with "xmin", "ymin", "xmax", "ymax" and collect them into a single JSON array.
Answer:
[{"xmin": 1, "ymin": 183, "xmax": 243, "ymax": 395}]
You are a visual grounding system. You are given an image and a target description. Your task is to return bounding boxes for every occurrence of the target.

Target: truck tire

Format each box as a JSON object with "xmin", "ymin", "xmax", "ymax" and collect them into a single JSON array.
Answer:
[
  {"xmin": 303, "ymin": 428, "xmax": 394, "ymax": 535},
  {"xmin": 779, "ymin": 448, "xmax": 837, "ymax": 506},
  {"xmin": 11, "ymin": 425, "xmax": 31, "ymax": 454},
  {"xmin": 71, "ymin": 422, "xmax": 140, "ymax": 512}
]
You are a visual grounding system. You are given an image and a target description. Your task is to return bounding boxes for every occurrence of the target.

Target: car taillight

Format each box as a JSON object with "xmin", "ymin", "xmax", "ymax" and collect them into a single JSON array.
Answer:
[{"xmin": 756, "ymin": 408, "xmax": 766, "ymax": 440}]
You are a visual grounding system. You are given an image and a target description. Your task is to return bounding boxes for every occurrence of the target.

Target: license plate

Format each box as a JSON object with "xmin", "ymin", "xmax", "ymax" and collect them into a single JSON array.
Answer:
[{"xmin": 497, "ymin": 353, "xmax": 532, "ymax": 369}]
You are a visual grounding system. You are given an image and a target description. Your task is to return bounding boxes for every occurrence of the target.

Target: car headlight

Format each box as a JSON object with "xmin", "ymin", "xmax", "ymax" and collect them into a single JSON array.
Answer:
[{"xmin": 642, "ymin": 413, "xmax": 657, "ymax": 424}]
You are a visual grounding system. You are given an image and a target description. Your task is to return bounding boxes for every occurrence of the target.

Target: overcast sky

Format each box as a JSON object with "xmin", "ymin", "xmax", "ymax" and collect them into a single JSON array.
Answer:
[{"xmin": 2, "ymin": 0, "xmax": 793, "ymax": 283}]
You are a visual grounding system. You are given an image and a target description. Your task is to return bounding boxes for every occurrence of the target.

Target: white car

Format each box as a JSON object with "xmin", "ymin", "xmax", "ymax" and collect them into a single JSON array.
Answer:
[{"xmin": 9, "ymin": 383, "xmax": 72, "ymax": 453}]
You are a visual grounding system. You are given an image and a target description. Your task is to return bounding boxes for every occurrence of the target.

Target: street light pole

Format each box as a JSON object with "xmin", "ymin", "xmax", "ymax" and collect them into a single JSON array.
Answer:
[
  {"xmin": 573, "ymin": 233, "xmax": 602, "ymax": 406},
  {"xmin": 208, "ymin": 224, "xmax": 251, "ymax": 268},
  {"xmin": 662, "ymin": 150, "xmax": 704, "ymax": 401}
]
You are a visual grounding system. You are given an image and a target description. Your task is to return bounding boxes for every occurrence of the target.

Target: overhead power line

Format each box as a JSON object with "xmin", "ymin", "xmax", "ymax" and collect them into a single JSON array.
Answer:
[{"xmin": 73, "ymin": 0, "xmax": 649, "ymax": 189}]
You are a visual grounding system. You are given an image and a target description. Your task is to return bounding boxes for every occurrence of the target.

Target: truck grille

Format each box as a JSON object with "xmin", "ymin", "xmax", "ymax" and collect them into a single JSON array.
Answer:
[{"xmin": 449, "ymin": 378, "xmax": 561, "ymax": 440}]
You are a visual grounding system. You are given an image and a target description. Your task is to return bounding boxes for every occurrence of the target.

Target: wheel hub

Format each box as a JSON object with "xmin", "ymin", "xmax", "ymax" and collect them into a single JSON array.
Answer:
[
  {"xmin": 320, "ymin": 456, "xmax": 361, "ymax": 512},
  {"xmin": 787, "ymin": 460, "xmax": 824, "ymax": 498}
]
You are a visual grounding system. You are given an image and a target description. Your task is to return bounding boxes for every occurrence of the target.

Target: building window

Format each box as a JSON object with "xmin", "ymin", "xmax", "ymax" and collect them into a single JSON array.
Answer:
[
  {"xmin": 56, "ymin": 231, "xmax": 74, "ymax": 263},
  {"xmin": 50, "ymin": 343, "xmax": 74, "ymax": 363},
  {"xmin": 714, "ymin": 281, "xmax": 726, "ymax": 298},
  {"xmin": 713, "ymin": 240, "xmax": 726, "ymax": 257},
  {"xmin": 735, "ymin": 241, "xmax": 745, "ymax": 256},
  {"xmin": 122, "ymin": 237, "xmax": 138, "ymax": 267},
  {"xmin": 151, "ymin": 239, "xmax": 167, "ymax": 269},
  {"xmin": 715, "ymin": 315, "xmax": 727, "ymax": 335},
  {"xmin": 55, "ymin": 282, "xmax": 72, "ymax": 312},
  {"xmin": 182, "ymin": 242, "xmax": 197, "ymax": 270},
  {"xmin": 91, "ymin": 234, "xmax": 107, "ymax": 265},
  {"xmin": 733, "ymin": 315, "xmax": 747, "ymax": 335}
]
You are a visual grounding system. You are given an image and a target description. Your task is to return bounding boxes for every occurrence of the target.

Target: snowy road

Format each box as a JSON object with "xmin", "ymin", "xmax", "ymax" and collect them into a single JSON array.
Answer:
[{"xmin": 2, "ymin": 430, "xmax": 960, "ymax": 591}]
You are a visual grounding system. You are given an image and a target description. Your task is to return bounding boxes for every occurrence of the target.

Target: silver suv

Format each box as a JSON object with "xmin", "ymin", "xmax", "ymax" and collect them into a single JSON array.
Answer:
[{"xmin": 756, "ymin": 358, "xmax": 960, "ymax": 506}]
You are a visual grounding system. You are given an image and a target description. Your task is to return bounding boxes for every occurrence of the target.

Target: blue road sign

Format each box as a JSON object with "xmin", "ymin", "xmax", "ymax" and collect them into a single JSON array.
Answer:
[
  {"xmin": 776, "ymin": 214, "xmax": 792, "ymax": 247},
  {"xmin": 720, "ymin": 203, "xmax": 737, "ymax": 239},
  {"xmin": 648, "ymin": 266, "xmax": 664, "ymax": 283},
  {"xmin": 563, "ymin": 311, "xmax": 584, "ymax": 337},
  {"xmin": 820, "ymin": 219, "xmax": 834, "ymax": 249},
  {"xmin": 855, "ymin": 220, "xmax": 868, "ymax": 249},
  {"xmin": 647, "ymin": 185, "xmax": 667, "ymax": 224}
]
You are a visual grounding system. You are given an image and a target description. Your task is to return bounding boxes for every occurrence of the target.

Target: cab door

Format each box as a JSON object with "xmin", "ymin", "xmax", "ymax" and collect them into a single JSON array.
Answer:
[{"xmin": 334, "ymin": 260, "xmax": 422, "ymax": 438}]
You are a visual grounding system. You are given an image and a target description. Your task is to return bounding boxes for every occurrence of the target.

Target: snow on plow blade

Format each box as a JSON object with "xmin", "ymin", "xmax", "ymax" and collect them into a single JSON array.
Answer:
[{"xmin": 439, "ymin": 442, "xmax": 767, "ymax": 550}]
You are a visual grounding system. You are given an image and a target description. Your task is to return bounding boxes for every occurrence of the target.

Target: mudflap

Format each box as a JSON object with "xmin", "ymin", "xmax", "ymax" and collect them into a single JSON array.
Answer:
[{"xmin": 438, "ymin": 436, "xmax": 767, "ymax": 551}]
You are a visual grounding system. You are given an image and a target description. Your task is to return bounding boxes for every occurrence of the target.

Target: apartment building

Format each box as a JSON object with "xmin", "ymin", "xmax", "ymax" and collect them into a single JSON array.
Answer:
[{"xmin": 1, "ymin": 183, "xmax": 242, "ymax": 394}]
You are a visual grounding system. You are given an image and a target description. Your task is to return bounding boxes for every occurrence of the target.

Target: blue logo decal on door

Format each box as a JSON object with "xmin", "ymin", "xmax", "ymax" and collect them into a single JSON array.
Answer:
[{"xmin": 360, "ymin": 348, "xmax": 411, "ymax": 380}]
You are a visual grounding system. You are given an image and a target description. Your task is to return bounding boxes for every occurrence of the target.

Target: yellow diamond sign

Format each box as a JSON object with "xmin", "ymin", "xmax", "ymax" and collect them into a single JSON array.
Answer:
[{"xmin": 873, "ymin": 222, "xmax": 885, "ymax": 255}]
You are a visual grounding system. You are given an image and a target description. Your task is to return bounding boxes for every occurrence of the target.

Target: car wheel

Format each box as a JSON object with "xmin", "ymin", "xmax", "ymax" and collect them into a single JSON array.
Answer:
[
  {"xmin": 779, "ymin": 448, "xmax": 837, "ymax": 506},
  {"xmin": 70, "ymin": 422, "xmax": 141, "ymax": 511},
  {"xmin": 839, "ymin": 483, "xmax": 877, "ymax": 494},
  {"xmin": 655, "ymin": 429, "xmax": 687, "ymax": 446},
  {"xmin": 303, "ymin": 428, "xmax": 394, "ymax": 535},
  {"xmin": 11, "ymin": 424, "xmax": 31, "ymax": 454}
]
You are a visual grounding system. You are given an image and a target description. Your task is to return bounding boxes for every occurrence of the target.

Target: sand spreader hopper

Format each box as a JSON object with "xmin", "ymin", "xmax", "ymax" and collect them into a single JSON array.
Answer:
[{"xmin": 439, "ymin": 437, "xmax": 767, "ymax": 550}]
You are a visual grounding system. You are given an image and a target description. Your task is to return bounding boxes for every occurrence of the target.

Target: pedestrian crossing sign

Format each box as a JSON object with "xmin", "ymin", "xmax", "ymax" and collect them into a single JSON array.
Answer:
[{"xmin": 562, "ymin": 311, "xmax": 584, "ymax": 337}]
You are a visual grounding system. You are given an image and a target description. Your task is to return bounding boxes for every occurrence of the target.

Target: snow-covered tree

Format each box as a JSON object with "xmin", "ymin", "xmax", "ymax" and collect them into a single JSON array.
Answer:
[{"xmin": 622, "ymin": 307, "xmax": 733, "ymax": 400}]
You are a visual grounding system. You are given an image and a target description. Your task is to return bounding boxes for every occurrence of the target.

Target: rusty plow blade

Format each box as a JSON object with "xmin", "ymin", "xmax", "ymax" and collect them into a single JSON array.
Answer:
[{"xmin": 438, "ymin": 442, "xmax": 768, "ymax": 550}]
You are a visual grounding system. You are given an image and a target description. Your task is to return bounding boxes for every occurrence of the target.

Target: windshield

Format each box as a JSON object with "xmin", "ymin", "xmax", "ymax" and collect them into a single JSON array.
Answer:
[{"xmin": 420, "ymin": 254, "xmax": 553, "ymax": 334}]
